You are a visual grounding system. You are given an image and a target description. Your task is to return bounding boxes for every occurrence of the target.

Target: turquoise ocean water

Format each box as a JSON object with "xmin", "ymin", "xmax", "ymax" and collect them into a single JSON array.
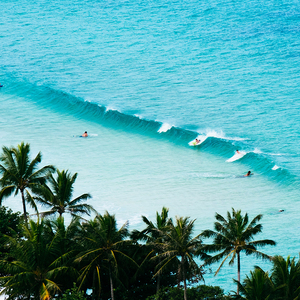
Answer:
[{"xmin": 1, "ymin": 0, "xmax": 300, "ymax": 293}]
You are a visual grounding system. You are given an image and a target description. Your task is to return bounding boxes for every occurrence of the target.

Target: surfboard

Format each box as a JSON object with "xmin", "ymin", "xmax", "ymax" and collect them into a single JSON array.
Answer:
[
  {"xmin": 189, "ymin": 139, "xmax": 201, "ymax": 146},
  {"xmin": 189, "ymin": 136, "xmax": 207, "ymax": 146},
  {"xmin": 226, "ymin": 151, "xmax": 247, "ymax": 162}
]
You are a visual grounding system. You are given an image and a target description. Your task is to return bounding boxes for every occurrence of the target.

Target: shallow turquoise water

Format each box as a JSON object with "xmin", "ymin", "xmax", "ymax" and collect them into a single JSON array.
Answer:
[{"xmin": 1, "ymin": 0, "xmax": 300, "ymax": 293}]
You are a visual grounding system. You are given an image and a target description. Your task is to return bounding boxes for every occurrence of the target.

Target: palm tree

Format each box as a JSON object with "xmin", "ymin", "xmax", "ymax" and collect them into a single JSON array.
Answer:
[
  {"xmin": 154, "ymin": 216, "xmax": 207, "ymax": 300},
  {"xmin": 33, "ymin": 169, "xmax": 95, "ymax": 218},
  {"xmin": 201, "ymin": 208, "xmax": 276, "ymax": 295},
  {"xmin": 131, "ymin": 207, "xmax": 172, "ymax": 295},
  {"xmin": 270, "ymin": 255, "xmax": 300, "ymax": 300},
  {"xmin": 0, "ymin": 142, "xmax": 55, "ymax": 223},
  {"xmin": 133, "ymin": 207, "xmax": 171, "ymax": 242},
  {"xmin": 235, "ymin": 266, "xmax": 274, "ymax": 300},
  {"xmin": 0, "ymin": 217, "xmax": 79, "ymax": 300},
  {"xmin": 76, "ymin": 212, "xmax": 137, "ymax": 300}
]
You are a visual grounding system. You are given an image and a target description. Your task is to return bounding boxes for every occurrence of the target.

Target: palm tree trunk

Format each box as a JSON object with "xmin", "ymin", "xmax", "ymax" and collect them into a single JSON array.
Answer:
[
  {"xmin": 156, "ymin": 257, "xmax": 161, "ymax": 296},
  {"xmin": 109, "ymin": 265, "xmax": 115, "ymax": 300},
  {"xmin": 156, "ymin": 273, "xmax": 161, "ymax": 294},
  {"xmin": 182, "ymin": 256, "xmax": 188, "ymax": 300},
  {"xmin": 93, "ymin": 267, "xmax": 101, "ymax": 300},
  {"xmin": 237, "ymin": 251, "xmax": 241, "ymax": 295},
  {"xmin": 21, "ymin": 189, "xmax": 28, "ymax": 223}
]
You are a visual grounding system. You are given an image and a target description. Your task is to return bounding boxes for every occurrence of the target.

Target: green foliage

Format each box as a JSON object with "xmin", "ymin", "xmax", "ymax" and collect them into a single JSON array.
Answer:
[
  {"xmin": 271, "ymin": 255, "xmax": 300, "ymax": 300},
  {"xmin": 202, "ymin": 208, "xmax": 276, "ymax": 295},
  {"xmin": 236, "ymin": 255, "xmax": 300, "ymax": 300},
  {"xmin": 58, "ymin": 283, "xmax": 86, "ymax": 300},
  {"xmin": 130, "ymin": 207, "xmax": 177, "ymax": 296},
  {"xmin": 0, "ymin": 142, "xmax": 54, "ymax": 222},
  {"xmin": 0, "ymin": 217, "xmax": 79, "ymax": 300},
  {"xmin": 0, "ymin": 206, "xmax": 22, "ymax": 236},
  {"xmin": 0, "ymin": 170, "xmax": 286, "ymax": 300},
  {"xmin": 33, "ymin": 169, "xmax": 94, "ymax": 218},
  {"xmin": 235, "ymin": 266, "xmax": 273, "ymax": 300},
  {"xmin": 112, "ymin": 239, "xmax": 177, "ymax": 300},
  {"xmin": 76, "ymin": 212, "xmax": 137, "ymax": 300},
  {"xmin": 0, "ymin": 206, "xmax": 23, "ymax": 277},
  {"xmin": 153, "ymin": 216, "xmax": 207, "ymax": 300},
  {"xmin": 145, "ymin": 285, "xmax": 226, "ymax": 300}
]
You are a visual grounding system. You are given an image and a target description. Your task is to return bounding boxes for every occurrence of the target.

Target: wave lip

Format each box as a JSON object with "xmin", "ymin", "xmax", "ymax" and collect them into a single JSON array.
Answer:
[
  {"xmin": 204, "ymin": 129, "xmax": 247, "ymax": 141},
  {"xmin": 188, "ymin": 130, "xmax": 248, "ymax": 147},
  {"xmin": 105, "ymin": 106, "xmax": 118, "ymax": 112},
  {"xmin": 158, "ymin": 123, "xmax": 173, "ymax": 133},
  {"xmin": 226, "ymin": 151, "xmax": 247, "ymax": 162}
]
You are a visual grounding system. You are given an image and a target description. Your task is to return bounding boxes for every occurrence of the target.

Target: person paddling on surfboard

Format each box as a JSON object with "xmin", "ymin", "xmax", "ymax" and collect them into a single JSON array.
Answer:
[
  {"xmin": 244, "ymin": 171, "xmax": 252, "ymax": 177},
  {"xmin": 195, "ymin": 138, "xmax": 200, "ymax": 144},
  {"xmin": 81, "ymin": 131, "xmax": 88, "ymax": 137}
]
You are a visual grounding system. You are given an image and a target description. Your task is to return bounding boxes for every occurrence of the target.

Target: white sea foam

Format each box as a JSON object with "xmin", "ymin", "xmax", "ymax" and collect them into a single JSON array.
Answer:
[
  {"xmin": 134, "ymin": 114, "xmax": 143, "ymax": 119},
  {"xmin": 203, "ymin": 129, "xmax": 248, "ymax": 141},
  {"xmin": 188, "ymin": 129, "xmax": 246, "ymax": 146},
  {"xmin": 205, "ymin": 129, "xmax": 225, "ymax": 139},
  {"xmin": 188, "ymin": 129, "xmax": 223, "ymax": 146},
  {"xmin": 158, "ymin": 123, "xmax": 173, "ymax": 133},
  {"xmin": 253, "ymin": 148, "xmax": 262, "ymax": 154},
  {"xmin": 228, "ymin": 136, "xmax": 250, "ymax": 141},
  {"xmin": 272, "ymin": 165, "xmax": 280, "ymax": 170},
  {"xmin": 226, "ymin": 150, "xmax": 247, "ymax": 162},
  {"xmin": 105, "ymin": 106, "xmax": 118, "ymax": 112}
]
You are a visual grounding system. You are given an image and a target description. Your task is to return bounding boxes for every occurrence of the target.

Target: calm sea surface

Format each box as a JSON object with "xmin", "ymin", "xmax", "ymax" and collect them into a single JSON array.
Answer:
[{"xmin": 1, "ymin": 0, "xmax": 300, "ymax": 292}]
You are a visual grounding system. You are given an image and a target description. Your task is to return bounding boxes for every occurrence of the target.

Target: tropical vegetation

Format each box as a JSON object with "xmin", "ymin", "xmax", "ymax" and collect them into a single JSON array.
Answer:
[
  {"xmin": 235, "ymin": 255, "xmax": 300, "ymax": 300},
  {"xmin": 0, "ymin": 142, "xmax": 298, "ymax": 300},
  {"xmin": 131, "ymin": 206, "xmax": 172, "ymax": 295},
  {"xmin": 75, "ymin": 212, "xmax": 137, "ymax": 300},
  {"xmin": 0, "ymin": 217, "xmax": 79, "ymax": 300},
  {"xmin": 153, "ymin": 216, "xmax": 207, "ymax": 300},
  {"xmin": 0, "ymin": 142, "xmax": 54, "ymax": 222},
  {"xmin": 201, "ymin": 208, "xmax": 276, "ymax": 294},
  {"xmin": 32, "ymin": 169, "xmax": 94, "ymax": 218}
]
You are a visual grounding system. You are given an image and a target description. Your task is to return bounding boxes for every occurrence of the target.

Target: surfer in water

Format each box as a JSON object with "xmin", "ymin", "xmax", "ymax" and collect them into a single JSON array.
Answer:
[
  {"xmin": 81, "ymin": 131, "xmax": 88, "ymax": 137},
  {"xmin": 236, "ymin": 150, "xmax": 241, "ymax": 154},
  {"xmin": 244, "ymin": 171, "xmax": 252, "ymax": 177},
  {"xmin": 195, "ymin": 139, "xmax": 201, "ymax": 144}
]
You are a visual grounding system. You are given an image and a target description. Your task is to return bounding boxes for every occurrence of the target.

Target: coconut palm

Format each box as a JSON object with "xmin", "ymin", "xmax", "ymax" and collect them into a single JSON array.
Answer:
[
  {"xmin": 131, "ymin": 207, "xmax": 172, "ymax": 294},
  {"xmin": 270, "ymin": 255, "xmax": 300, "ymax": 300},
  {"xmin": 0, "ymin": 217, "xmax": 79, "ymax": 300},
  {"xmin": 33, "ymin": 169, "xmax": 95, "ymax": 218},
  {"xmin": 201, "ymin": 208, "xmax": 276, "ymax": 295},
  {"xmin": 132, "ymin": 206, "xmax": 171, "ymax": 242},
  {"xmin": 0, "ymin": 142, "xmax": 55, "ymax": 223},
  {"xmin": 235, "ymin": 266, "xmax": 274, "ymax": 300},
  {"xmin": 154, "ymin": 216, "xmax": 207, "ymax": 300},
  {"xmin": 76, "ymin": 212, "xmax": 137, "ymax": 300}
]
